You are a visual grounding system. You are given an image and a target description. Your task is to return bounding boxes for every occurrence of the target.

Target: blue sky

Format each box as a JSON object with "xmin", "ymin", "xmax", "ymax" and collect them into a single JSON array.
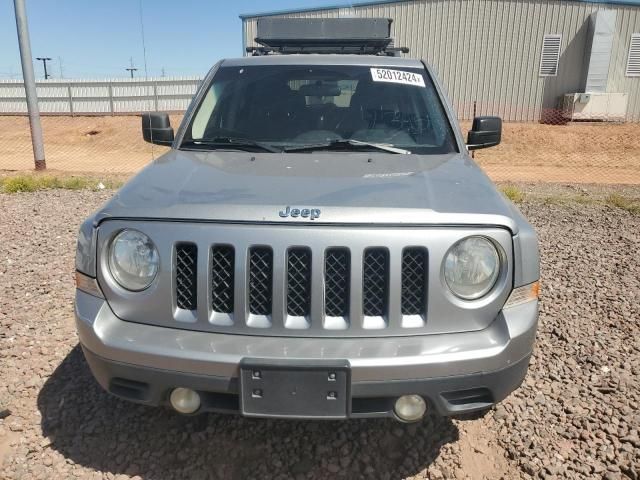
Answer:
[{"xmin": 0, "ymin": 0, "xmax": 347, "ymax": 79}]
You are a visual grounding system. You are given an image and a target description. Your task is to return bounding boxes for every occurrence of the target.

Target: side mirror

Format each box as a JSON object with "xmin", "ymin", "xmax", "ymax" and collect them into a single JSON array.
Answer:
[
  {"xmin": 466, "ymin": 116, "xmax": 501, "ymax": 150},
  {"xmin": 142, "ymin": 112, "xmax": 174, "ymax": 146}
]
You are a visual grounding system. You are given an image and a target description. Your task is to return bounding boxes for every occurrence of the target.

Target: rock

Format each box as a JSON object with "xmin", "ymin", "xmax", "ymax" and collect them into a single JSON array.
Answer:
[
  {"xmin": 620, "ymin": 435, "xmax": 640, "ymax": 448},
  {"xmin": 494, "ymin": 406, "xmax": 508, "ymax": 420},
  {"xmin": 534, "ymin": 392, "xmax": 546, "ymax": 405},
  {"xmin": 430, "ymin": 467, "xmax": 444, "ymax": 479}
]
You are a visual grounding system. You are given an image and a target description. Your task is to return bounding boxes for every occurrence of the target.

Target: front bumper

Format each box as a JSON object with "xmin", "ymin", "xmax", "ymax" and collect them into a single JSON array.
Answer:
[{"xmin": 75, "ymin": 290, "xmax": 538, "ymax": 418}]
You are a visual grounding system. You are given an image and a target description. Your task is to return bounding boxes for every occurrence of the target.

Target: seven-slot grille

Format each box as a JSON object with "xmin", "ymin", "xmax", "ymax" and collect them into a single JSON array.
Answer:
[{"xmin": 174, "ymin": 244, "xmax": 428, "ymax": 329}]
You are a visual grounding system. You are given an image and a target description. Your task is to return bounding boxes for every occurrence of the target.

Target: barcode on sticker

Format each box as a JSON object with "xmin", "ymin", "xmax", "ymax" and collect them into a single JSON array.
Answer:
[{"xmin": 370, "ymin": 68, "xmax": 426, "ymax": 87}]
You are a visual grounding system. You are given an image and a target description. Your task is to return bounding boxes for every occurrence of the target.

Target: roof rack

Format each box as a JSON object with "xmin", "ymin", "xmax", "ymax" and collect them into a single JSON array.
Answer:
[{"xmin": 248, "ymin": 18, "xmax": 409, "ymax": 57}]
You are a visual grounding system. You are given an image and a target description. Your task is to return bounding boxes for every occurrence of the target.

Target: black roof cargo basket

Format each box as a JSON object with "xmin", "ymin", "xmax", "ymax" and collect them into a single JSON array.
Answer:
[{"xmin": 248, "ymin": 18, "xmax": 409, "ymax": 56}]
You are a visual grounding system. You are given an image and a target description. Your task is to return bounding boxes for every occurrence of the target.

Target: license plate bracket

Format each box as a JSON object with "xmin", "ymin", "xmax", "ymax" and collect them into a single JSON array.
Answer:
[{"xmin": 239, "ymin": 359, "xmax": 350, "ymax": 419}]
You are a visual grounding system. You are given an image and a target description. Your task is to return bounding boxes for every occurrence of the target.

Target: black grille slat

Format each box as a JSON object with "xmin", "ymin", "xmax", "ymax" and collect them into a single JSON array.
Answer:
[
  {"xmin": 324, "ymin": 249, "xmax": 350, "ymax": 317},
  {"xmin": 248, "ymin": 247, "xmax": 273, "ymax": 315},
  {"xmin": 287, "ymin": 249, "xmax": 312, "ymax": 316},
  {"xmin": 211, "ymin": 246, "xmax": 235, "ymax": 313},
  {"xmin": 362, "ymin": 249, "xmax": 388, "ymax": 317},
  {"xmin": 175, "ymin": 241, "xmax": 428, "ymax": 331},
  {"xmin": 401, "ymin": 248, "xmax": 427, "ymax": 316},
  {"xmin": 175, "ymin": 244, "xmax": 197, "ymax": 311}
]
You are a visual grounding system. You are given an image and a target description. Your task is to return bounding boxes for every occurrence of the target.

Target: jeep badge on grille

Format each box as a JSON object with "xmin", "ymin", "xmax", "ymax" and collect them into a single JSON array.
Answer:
[{"xmin": 279, "ymin": 206, "xmax": 321, "ymax": 220}]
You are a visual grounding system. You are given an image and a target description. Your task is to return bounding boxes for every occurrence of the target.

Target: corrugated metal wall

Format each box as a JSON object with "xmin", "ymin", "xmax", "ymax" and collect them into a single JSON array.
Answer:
[
  {"xmin": 608, "ymin": 5, "xmax": 640, "ymax": 116},
  {"xmin": 0, "ymin": 77, "xmax": 201, "ymax": 115},
  {"xmin": 243, "ymin": 0, "xmax": 640, "ymax": 121}
]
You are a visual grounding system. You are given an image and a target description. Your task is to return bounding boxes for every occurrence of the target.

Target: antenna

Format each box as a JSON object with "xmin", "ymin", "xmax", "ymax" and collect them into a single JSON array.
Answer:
[
  {"xmin": 125, "ymin": 57, "xmax": 138, "ymax": 78},
  {"xmin": 57, "ymin": 56, "xmax": 64, "ymax": 78}
]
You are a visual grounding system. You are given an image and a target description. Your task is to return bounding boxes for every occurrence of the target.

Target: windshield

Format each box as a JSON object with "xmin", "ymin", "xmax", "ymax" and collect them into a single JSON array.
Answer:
[{"xmin": 183, "ymin": 64, "xmax": 458, "ymax": 154}]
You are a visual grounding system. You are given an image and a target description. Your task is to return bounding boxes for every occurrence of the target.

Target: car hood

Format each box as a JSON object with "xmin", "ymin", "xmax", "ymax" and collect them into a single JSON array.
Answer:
[{"xmin": 95, "ymin": 149, "xmax": 519, "ymax": 232}]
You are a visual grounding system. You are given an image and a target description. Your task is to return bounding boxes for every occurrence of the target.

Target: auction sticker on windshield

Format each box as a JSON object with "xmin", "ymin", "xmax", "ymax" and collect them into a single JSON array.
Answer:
[{"xmin": 370, "ymin": 68, "xmax": 426, "ymax": 87}]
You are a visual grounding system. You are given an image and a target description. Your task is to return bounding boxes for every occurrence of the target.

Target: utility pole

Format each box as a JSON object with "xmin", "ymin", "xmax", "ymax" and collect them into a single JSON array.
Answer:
[
  {"xmin": 57, "ymin": 56, "xmax": 64, "ymax": 78},
  {"xmin": 13, "ymin": 0, "xmax": 46, "ymax": 170},
  {"xmin": 36, "ymin": 57, "xmax": 51, "ymax": 79},
  {"xmin": 125, "ymin": 57, "xmax": 137, "ymax": 78}
]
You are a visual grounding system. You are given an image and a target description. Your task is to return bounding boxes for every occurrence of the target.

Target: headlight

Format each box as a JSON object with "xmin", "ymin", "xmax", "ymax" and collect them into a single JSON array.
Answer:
[
  {"xmin": 108, "ymin": 229, "xmax": 159, "ymax": 291},
  {"xmin": 444, "ymin": 236, "xmax": 501, "ymax": 300}
]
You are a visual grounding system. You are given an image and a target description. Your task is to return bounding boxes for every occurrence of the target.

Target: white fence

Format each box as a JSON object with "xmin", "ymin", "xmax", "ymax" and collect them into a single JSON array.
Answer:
[{"xmin": 0, "ymin": 77, "xmax": 202, "ymax": 115}]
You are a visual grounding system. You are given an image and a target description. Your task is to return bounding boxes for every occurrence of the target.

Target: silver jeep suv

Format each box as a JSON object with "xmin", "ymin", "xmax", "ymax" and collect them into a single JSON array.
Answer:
[{"xmin": 75, "ymin": 18, "xmax": 539, "ymax": 422}]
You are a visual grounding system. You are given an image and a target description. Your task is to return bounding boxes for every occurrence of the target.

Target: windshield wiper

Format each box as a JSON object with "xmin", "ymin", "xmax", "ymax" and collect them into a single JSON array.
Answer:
[
  {"xmin": 283, "ymin": 139, "xmax": 411, "ymax": 154},
  {"xmin": 181, "ymin": 137, "xmax": 281, "ymax": 153}
]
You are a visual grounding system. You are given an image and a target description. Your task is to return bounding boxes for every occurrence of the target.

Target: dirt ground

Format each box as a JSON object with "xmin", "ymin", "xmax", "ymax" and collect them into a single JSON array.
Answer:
[{"xmin": 0, "ymin": 115, "xmax": 639, "ymax": 183}]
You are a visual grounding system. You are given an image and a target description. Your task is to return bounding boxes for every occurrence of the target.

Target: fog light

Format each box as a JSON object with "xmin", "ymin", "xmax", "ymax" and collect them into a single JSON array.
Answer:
[
  {"xmin": 170, "ymin": 388, "xmax": 201, "ymax": 414},
  {"xmin": 394, "ymin": 395, "xmax": 427, "ymax": 422}
]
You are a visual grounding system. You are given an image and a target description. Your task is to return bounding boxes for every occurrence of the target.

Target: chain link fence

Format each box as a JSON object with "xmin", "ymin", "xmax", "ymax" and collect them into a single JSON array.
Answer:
[
  {"xmin": 460, "ymin": 102, "xmax": 640, "ymax": 185},
  {"xmin": 1, "ymin": 102, "xmax": 639, "ymax": 184},
  {"xmin": 0, "ymin": 115, "xmax": 177, "ymax": 174}
]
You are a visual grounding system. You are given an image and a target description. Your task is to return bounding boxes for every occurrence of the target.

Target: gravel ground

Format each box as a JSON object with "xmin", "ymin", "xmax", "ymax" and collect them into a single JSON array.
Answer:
[{"xmin": 0, "ymin": 188, "xmax": 639, "ymax": 480}]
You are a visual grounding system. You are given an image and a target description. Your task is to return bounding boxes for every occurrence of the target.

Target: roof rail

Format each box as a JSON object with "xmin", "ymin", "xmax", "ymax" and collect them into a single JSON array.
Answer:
[{"xmin": 249, "ymin": 18, "xmax": 409, "ymax": 57}]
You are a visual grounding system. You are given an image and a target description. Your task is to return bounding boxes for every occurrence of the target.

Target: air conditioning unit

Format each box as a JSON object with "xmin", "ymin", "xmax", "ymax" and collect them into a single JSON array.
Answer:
[{"xmin": 562, "ymin": 92, "xmax": 628, "ymax": 121}]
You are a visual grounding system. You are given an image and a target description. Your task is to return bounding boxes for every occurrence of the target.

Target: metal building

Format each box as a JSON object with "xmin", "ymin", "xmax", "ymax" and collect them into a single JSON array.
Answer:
[{"xmin": 240, "ymin": 0, "xmax": 640, "ymax": 122}]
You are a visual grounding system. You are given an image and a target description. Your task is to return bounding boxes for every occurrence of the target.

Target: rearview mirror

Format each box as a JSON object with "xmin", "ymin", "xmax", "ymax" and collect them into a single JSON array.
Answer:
[
  {"xmin": 298, "ymin": 83, "xmax": 342, "ymax": 97},
  {"xmin": 466, "ymin": 116, "xmax": 501, "ymax": 150},
  {"xmin": 142, "ymin": 112, "xmax": 174, "ymax": 146}
]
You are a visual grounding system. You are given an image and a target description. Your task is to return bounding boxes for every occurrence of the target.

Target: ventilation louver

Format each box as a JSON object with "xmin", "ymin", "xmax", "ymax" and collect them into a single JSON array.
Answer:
[
  {"xmin": 626, "ymin": 34, "xmax": 640, "ymax": 77},
  {"xmin": 539, "ymin": 34, "xmax": 562, "ymax": 77}
]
